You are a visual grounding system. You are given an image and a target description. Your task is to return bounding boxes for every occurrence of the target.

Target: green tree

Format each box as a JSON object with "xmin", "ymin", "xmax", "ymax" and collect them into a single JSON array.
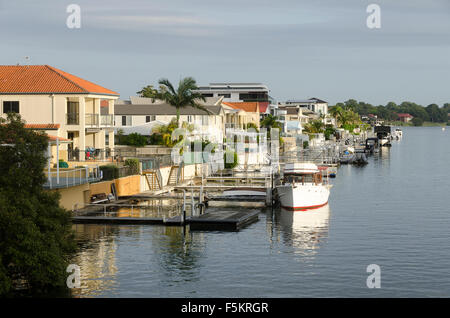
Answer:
[
  {"xmin": 137, "ymin": 85, "xmax": 166, "ymax": 98},
  {"xmin": 411, "ymin": 117, "xmax": 424, "ymax": 126},
  {"xmin": 0, "ymin": 114, "xmax": 76, "ymax": 295},
  {"xmin": 153, "ymin": 77, "xmax": 210, "ymax": 127},
  {"xmin": 304, "ymin": 119, "xmax": 325, "ymax": 134}
]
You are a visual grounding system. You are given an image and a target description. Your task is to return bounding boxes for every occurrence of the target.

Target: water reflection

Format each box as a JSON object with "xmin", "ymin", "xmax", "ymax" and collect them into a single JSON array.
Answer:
[
  {"xmin": 277, "ymin": 204, "xmax": 330, "ymax": 254},
  {"xmin": 153, "ymin": 226, "xmax": 206, "ymax": 285},
  {"xmin": 71, "ymin": 224, "xmax": 119, "ymax": 297}
]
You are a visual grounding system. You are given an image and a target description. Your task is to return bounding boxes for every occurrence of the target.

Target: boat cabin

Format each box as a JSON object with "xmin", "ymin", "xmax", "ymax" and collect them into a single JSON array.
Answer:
[{"xmin": 283, "ymin": 163, "xmax": 325, "ymax": 185}]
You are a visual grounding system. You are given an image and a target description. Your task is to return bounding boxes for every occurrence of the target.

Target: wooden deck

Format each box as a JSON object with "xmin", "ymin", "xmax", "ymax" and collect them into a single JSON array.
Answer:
[
  {"xmin": 71, "ymin": 209, "xmax": 260, "ymax": 231},
  {"xmin": 188, "ymin": 210, "xmax": 259, "ymax": 231}
]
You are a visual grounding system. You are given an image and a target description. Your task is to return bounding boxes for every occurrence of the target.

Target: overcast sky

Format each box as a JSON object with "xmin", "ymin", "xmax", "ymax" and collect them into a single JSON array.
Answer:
[{"xmin": 1, "ymin": 0, "xmax": 449, "ymax": 105}]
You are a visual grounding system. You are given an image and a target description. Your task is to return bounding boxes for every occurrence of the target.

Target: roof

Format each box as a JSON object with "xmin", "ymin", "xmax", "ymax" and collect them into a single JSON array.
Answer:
[
  {"xmin": 397, "ymin": 113, "xmax": 413, "ymax": 118},
  {"xmin": 222, "ymin": 102, "xmax": 260, "ymax": 113},
  {"xmin": 285, "ymin": 98, "xmax": 328, "ymax": 104},
  {"xmin": 0, "ymin": 65, "xmax": 119, "ymax": 96},
  {"xmin": 258, "ymin": 102, "xmax": 269, "ymax": 113},
  {"xmin": 115, "ymin": 101, "xmax": 223, "ymax": 116},
  {"xmin": 113, "ymin": 121, "xmax": 166, "ymax": 135},
  {"xmin": 24, "ymin": 123, "xmax": 60, "ymax": 130},
  {"xmin": 47, "ymin": 135, "xmax": 72, "ymax": 143}
]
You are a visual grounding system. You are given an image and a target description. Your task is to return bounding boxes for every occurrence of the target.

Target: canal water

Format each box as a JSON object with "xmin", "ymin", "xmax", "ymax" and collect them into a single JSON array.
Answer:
[{"xmin": 71, "ymin": 127, "xmax": 450, "ymax": 297}]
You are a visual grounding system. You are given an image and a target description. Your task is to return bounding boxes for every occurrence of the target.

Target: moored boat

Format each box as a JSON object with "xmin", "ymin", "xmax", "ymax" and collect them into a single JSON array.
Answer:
[{"xmin": 276, "ymin": 163, "xmax": 332, "ymax": 211}]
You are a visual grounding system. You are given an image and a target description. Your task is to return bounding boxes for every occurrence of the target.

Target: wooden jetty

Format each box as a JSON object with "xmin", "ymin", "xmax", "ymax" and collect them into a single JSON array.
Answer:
[
  {"xmin": 188, "ymin": 210, "xmax": 259, "ymax": 231},
  {"xmin": 71, "ymin": 209, "xmax": 259, "ymax": 231}
]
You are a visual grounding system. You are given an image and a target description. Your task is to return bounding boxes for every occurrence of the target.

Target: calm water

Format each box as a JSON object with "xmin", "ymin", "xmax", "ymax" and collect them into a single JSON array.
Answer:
[{"xmin": 72, "ymin": 127, "xmax": 450, "ymax": 297}]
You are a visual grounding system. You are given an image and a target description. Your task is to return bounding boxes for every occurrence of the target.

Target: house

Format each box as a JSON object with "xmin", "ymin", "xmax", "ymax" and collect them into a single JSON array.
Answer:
[
  {"xmin": 114, "ymin": 96, "xmax": 226, "ymax": 143},
  {"xmin": 284, "ymin": 98, "xmax": 328, "ymax": 115},
  {"xmin": 397, "ymin": 113, "xmax": 413, "ymax": 123},
  {"xmin": 277, "ymin": 106, "xmax": 309, "ymax": 135},
  {"xmin": 221, "ymin": 101, "xmax": 261, "ymax": 130},
  {"xmin": 0, "ymin": 65, "xmax": 119, "ymax": 163},
  {"xmin": 195, "ymin": 82, "xmax": 275, "ymax": 117}
]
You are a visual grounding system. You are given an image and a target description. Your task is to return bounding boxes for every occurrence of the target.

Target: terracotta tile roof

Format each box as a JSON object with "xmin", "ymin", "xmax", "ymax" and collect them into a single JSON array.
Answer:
[
  {"xmin": 24, "ymin": 123, "xmax": 60, "ymax": 130},
  {"xmin": 0, "ymin": 65, "xmax": 119, "ymax": 96},
  {"xmin": 397, "ymin": 113, "xmax": 413, "ymax": 118},
  {"xmin": 222, "ymin": 102, "xmax": 260, "ymax": 113},
  {"xmin": 47, "ymin": 135, "xmax": 71, "ymax": 142},
  {"xmin": 258, "ymin": 102, "xmax": 269, "ymax": 113}
]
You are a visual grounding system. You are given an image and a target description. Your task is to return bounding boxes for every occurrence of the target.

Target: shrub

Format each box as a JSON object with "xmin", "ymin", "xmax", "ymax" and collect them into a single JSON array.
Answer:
[
  {"xmin": 99, "ymin": 164, "xmax": 119, "ymax": 181},
  {"xmin": 121, "ymin": 133, "xmax": 148, "ymax": 147},
  {"xmin": 303, "ymin": 141, "xmax": 309, "ymax": 149},
  {"xmin": 224, "ymin": 150, "xmax": 238, "ymax": 169},
  {"xmin": 124, "ymin": 158, "xmax": 140, "ymax": 175}
]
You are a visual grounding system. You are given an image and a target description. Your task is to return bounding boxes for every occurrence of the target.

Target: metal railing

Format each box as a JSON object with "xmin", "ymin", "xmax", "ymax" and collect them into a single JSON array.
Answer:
[
  {"xmin": 85, "ymin": 114, "xmax": 114, "ymax": 127},
  {"xmin": 66, "ymin": 113, "xmax": 79, "ymax": 125},
  {"xmin": 44, "ymin": 166, "xmax": 101, "ymax": 189}
]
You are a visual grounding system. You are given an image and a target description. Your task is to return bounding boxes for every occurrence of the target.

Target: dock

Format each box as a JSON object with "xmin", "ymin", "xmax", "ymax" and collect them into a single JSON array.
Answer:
[
  {"xmin": 72, "ymin": 209, "xmax": 259, "ymax": 231},
  {"xmin": 188, "ymin": 210, "xmax": 260, "ymax": 231}
]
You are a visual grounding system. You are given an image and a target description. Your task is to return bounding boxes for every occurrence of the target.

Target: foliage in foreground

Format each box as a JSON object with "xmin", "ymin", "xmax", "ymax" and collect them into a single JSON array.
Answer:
[{"xmin": 0, "ymin": 114, "xmax": 76, "ymax": 296}]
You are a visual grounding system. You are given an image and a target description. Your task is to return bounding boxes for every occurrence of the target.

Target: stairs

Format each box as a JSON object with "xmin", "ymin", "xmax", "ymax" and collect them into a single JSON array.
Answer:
[
  {"xmin": 168, "ymin": 164, "xmax": 184, "ymax": 186},
  {"xmin": 143, "ymin": 170, "xmax": 162, "ymax": 190}
]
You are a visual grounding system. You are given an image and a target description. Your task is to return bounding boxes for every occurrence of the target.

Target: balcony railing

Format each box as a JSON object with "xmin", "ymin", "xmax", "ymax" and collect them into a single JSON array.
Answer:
[
  {"xmin": 66, "ymin": 113, "xmax": 79, "ymax": 125},
  {"xmin": 43, "ymin": 166, "xmax": 101, "ymax": 189},
  {"xmin": 85, "ymin": 114, "xmax": 114, "ymax": 127}
]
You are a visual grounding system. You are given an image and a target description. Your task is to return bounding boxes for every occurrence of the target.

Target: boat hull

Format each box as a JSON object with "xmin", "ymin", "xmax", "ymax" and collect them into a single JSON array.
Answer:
[{"xmin": 277, "ymin": 184, "xmax": 330, "ymax": 211}]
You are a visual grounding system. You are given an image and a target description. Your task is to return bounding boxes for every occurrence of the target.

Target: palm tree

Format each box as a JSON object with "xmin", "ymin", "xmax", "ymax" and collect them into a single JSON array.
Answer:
[
  {"xmin": 260, "ymin": 114, "xmax": 282, "ymax": 130},
  {"xmin": 329, "ymin": 105, "xmax": 343, "ymax": 127},
  {"xmin": 304, "ymin": 119, "xmax": 325, "ymax": 134},
  {"xmin": 155, "ymin": 77, "xmax": 210, "ymax": 127}
]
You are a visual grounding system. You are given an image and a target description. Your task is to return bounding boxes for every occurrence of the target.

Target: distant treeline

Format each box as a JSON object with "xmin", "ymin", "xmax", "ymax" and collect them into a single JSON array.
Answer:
[{"xmin": 332, "ymin": 99, "xmax": 450, "ymax": 123}]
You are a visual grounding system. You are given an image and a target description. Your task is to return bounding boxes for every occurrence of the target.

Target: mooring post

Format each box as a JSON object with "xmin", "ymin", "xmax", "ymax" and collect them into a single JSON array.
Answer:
[{"xmin": 182, "ymin": 189, "xmax": 186, "ymax": 225}]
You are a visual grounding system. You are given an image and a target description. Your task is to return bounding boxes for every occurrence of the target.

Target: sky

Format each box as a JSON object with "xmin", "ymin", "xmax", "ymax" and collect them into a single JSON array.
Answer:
[{"xmin": 1, "ymin": 0, "xmax": 449, "ymax": 106}]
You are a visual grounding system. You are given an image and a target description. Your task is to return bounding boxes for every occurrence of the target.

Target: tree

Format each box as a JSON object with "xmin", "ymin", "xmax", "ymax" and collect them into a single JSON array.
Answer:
[
  {"xmin": 0, "ymin": 113, "xmax": 76, "ymax": 295},
  {"xmin": 411, "ymin": 117, "xmax": 424, "ymax": 126},
  {"xmin": 304, "ymin": 119, "xmax": 325, "ymax": 134},
  {"xmin": 260, "ymin": 114, "xmax": 282, "ymax": 130},
  {"xmin": 137, "ymin": 85, "xmax": 166, "ymax": 98},
  {"xmin": 329, "ymin": 105, "xmax": 343, "ymax": 127},
  {"xmin": 153, "ymin": 77, "xmax": 209, "ymax": 127}
]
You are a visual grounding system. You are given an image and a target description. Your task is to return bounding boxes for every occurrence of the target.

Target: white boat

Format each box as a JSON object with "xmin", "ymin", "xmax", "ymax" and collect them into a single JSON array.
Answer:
[
  {"xmin": 379, "ymin": 137, "xmax": 390, "ymax": 145},
  {"xmin": 221, "ymin": 188, "xmax": 266, "ymax": 198},
  {"xmin": 276, "ymin": 163, "xmax": 331, "ymax": 211}
]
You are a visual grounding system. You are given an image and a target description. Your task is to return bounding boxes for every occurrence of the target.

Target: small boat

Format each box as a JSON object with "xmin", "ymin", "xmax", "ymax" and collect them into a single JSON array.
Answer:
[
  {"xmin": 352, "ymin": 152, "xmax": 368, "ymax": 165},
  {"xmin": 221, "ymin": 188, "xmax": 266, "ymax": 198},
  {"xmin": 339, "ymin": 150, "xmax": 354, "ymax": 164},
  {"xmin": 276, "ymin": 163, "xmax": 331, "ymax": 211},
  {"xmin": 443, "ymin": 127, "xmax": 446, "ymax": 131},
  {"xmin": 394, "ymin": 128, "xmax": 403, "ymax": 139}
]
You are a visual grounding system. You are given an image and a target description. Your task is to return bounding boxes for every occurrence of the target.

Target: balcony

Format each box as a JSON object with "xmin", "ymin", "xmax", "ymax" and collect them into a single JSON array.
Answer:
[
  {"xmin": 85, "ymin": 114, "xmax": 114, "ymax": 128},
  {"xmin": 43, "ymin": 166, "xmax": 102, "ymax": 189}
]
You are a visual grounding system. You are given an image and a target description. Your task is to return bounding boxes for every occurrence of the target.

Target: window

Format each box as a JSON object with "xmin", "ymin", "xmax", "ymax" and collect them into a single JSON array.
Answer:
[
  {"xmin": 218, "ymin": 93, "xmax": 231, "ymax": 98},
  {"xmin": 202, "ymin": 93, "xmax": 213, "ymax": 98},
  {"xmin": 187, "ymin": 115, "xmax": 193, "ymax": 123},
  {"xmin": 122, "ymin": 116, "xmax": 131, "ymax": 126},
  {"xmin": 3, "ymin": 101, "xmax": 19, "ymax": 114},
  {"xmin": 202, "ymin": 116, "xmax": 209, "ymax": 125},
  {"xmin": 146, "ymin": 115, "xmax": 156, "ymax": 122}
]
